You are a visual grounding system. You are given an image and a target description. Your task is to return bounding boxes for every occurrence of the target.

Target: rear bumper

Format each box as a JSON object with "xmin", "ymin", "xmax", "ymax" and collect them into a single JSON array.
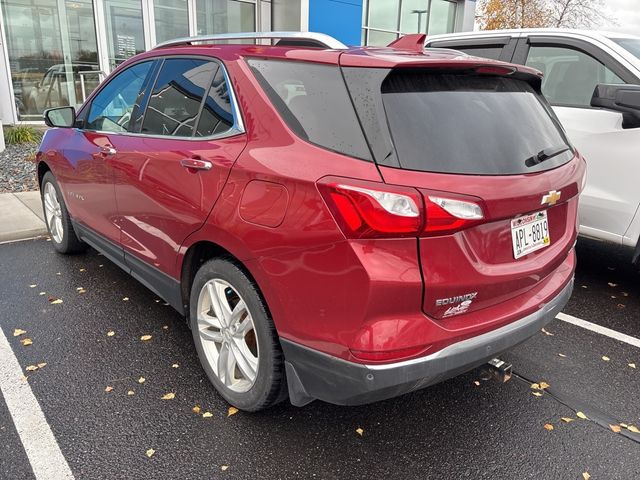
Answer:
[{"xmin": 283, "ymin": 277, "xmax": 573, "ymax": 406}]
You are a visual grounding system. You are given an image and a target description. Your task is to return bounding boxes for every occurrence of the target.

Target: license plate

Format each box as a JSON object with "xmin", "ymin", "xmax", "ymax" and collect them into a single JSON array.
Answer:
[{"xmin": 511, "ymin": 210, "xmax": 550, "ymax": 259}]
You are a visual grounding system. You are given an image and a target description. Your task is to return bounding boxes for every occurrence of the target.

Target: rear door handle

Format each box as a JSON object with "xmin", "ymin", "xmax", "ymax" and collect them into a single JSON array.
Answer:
[{"xmin": 180, "ymin": 158, "xmax": 212, "ymax": 171}]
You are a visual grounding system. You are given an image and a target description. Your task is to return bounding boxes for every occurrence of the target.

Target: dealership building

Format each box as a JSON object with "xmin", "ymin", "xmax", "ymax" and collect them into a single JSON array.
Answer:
[{"xmin": 0, "ymin": 0, "xmax": 476, "ymax": 126}]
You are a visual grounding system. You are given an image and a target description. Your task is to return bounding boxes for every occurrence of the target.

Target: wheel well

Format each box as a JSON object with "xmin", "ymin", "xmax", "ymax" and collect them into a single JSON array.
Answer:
[
  {"xmin": 180, "ymin": 241, "xmax": 263, "ymax": 317},
  {"xmin": 37, "ymin": 161, "xmax": 51, "ymax": 189}
]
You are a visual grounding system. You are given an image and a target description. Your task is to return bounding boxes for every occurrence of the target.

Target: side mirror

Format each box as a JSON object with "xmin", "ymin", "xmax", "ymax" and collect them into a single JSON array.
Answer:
[
  {"xmin": 591, "ymin": 84, "xmax": 640, "ymax": 128},
  {"xmin": 44, "ymin": 106, "xmax": 76, "ymax": 128}
]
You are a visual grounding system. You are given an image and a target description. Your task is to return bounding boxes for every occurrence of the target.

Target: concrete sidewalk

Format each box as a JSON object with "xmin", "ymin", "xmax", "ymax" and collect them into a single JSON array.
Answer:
[{"xmin": 0, "ymin": 191, "xmax": 47, "ymax": 243}]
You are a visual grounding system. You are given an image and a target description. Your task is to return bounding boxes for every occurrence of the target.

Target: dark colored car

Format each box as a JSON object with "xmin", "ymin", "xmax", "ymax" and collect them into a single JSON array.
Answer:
[{"xmin": 37, "ymin": 32, "xmax": 585, "ymax": 411}]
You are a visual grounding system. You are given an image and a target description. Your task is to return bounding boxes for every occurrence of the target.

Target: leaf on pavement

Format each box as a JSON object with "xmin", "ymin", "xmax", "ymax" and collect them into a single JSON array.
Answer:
[
  {"xmin": 192, "ymin": 405, "xmax": 201, "ymax": 414},
  {"xmin": 558, "ymin": 353, "xmax": 566, "ymax": 358},
  {"xmin": 628, "ymin": 363, "xmax": 636, "ymax": 369},
  {"xmin": 145, "ymin": 449, "xmax": 155, "ymax": 458},
  {"xmin": 161, "ymin": 392, "xmax": 175, "ymax": 400},
  {"xmin": 543, "ymin": 423, "xmax": 554, "ymax": 431},
  {"xmin": 138, "ymin": 377, "xmax": 145, "ymax": 384},
  {"xmin": 48, "ymin": 297, "xmax": 63, "ymax": 304},
  {"xmin": 107, "ymin": 331, "xmax": 115, "ymax": 337},
  {"xmin": 531, "ymin": 392, "xmax": 543, "ymax": 397},
  {"xmin": 122, "ymin": 297, "xmax": 129, "ymax": 301},
  {"xmin": 583, "ymin": 473, "xmax": 590, "ymax": 480},
  {"xmin": 541, "ymin": 328, "xmax": 554, "ymax": 336},
  {"xmin": 29, "ymin": 284, "xmax": 37, "ymax": 288},
  {"xmin": 127, "ymin": 390, "xmax": 135, "ymax": 396},
  {"xmin": 356, "ymin": 427, "xmax": 364, "ymax": 436},
  {"xmin": 162, "ymin": 325, "xmax": 169, "ymax": 330},
  {"xmin": 25, "ymin": 365, "xmax": 39, "ymax": 372},
  {"xmin": 39, "ymin": 292, "xmax": 46, "ymax": 296},
  {"xmin": 20, "ymin": 338, "xmax": 33, "ymax": 346},
  {"xmin": 539, "ymin": 381, "xmax": 550, "ymax": 390},
  {"xmin": 530, "ymin": 383, "xmax": 540, "ymax": 390},
  {"xmin": 577, "ymin": 411, "xmax": 588, "ymax": 420},
  {"xmin": 473, "ymin": 380, "xmax": 480, "ymax": 386},
  {"xmin": 105, "ymin": 386, "xmax": 113, "ymax": 392},
  {"xmin": 617, "ymin": 303, "xmax": 625, "ymax": 308},
  {"xmin": 79, "ymin": 268, "xmax": 86, "ymax": 272},
  {"xmin": 561, "ymin": 417, "xmax": 574, "ymax": 423},
  {"xmin": 77, "ymin": 288, "xmax": 86, "ymax": 294},
  {"xmin": 37, "ymin": 363, "xmax": 47, "ymax": 369},
  {"xmin": 609, "ymin": 424, "xmax": 622, "ymax": 433},
  {"xmin": 602, "ymin": 356, "xmax": 610, "ymax": 362},
  {"xmin": 140, "ymin": 335, "xmax": 152, "ymax": 341},
  {"xmin": 171, "ymin": 363, "xmax": 179, "ymax": 368},
  {"xmin": 620, "ymin": 422, "xmax": 628, "ymax": 428},
  {"xmin": 608, "ymin": 282, "xmax": 617, "ymax": 287},
  {"xmin": 227, "ymin": 406, "xmax": 239, "ymax": 417},
  {"xmin": 220, "ymin": 465, "xmax": 229, "ymax": 471},
  {"xmin": 581, "ymin": 285, "xmax": 588, "ymax": 289},
  {"xmin": 203, "ymin": 412, "xmax": 213, "ymax": 418},
  {"xmin": 13, "ymin": 328, "xmax": 27, "ymax": 337},
  {"xmin": 628, "ymin": 425, "xmax": 640, "ymax": 433}
]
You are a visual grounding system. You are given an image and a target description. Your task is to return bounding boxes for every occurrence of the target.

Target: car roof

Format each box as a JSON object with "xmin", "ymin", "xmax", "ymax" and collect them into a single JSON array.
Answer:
[{"xmin": 426, "ymin": 28, "xmax": 640, "ymax": 42}]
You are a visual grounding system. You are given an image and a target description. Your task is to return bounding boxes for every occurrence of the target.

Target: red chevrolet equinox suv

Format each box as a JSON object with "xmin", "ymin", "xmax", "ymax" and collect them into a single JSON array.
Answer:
[{"xmin": 37, "ymin": 32, "xmax": 584, "ymax": 411}]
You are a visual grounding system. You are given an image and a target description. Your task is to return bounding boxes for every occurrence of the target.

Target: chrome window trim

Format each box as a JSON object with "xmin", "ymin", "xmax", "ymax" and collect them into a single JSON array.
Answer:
[
  {"xmin": 153, "ymin": 31, "xmax": 347, "ymax": 50},
  {"xmin": 82, "ymin": 54, "xmax": 246, "ymax": 141}
]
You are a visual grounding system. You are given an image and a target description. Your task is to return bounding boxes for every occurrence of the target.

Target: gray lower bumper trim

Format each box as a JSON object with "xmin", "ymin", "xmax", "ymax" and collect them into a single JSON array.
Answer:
[{"xmin": 283, "ymin": 278, "xmax": 574, "ymax": 406}]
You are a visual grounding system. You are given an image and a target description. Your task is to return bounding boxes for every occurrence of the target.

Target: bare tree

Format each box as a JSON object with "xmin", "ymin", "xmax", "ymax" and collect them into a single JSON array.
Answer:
[{"xmin": 548, "ymin": 0, "xmax": 617, "ymax": 28}]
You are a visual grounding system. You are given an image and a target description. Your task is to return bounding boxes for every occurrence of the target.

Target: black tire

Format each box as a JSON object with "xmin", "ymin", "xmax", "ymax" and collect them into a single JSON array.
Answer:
[
  {"xmin": 40, "ymin": 171, "xmax": 87, "ymax": 254},
  {"xmin": 189, "ymin": 258, "xmax": 287, "ymax": 411}
]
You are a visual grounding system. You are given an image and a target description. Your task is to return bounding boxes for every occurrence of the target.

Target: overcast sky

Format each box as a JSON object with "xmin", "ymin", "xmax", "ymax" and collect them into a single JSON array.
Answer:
[{"xmin": 602, "ymin": 0, "xmax": 640, "ymax": 35}]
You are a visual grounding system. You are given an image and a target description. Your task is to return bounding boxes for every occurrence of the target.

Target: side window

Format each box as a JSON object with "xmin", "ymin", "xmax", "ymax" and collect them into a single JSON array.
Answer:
[
  {"xmin": 195, "ymin": 67, "xmax": 234, "ymax": 137},
  {"xmin": 526, "ymin": 45, "xmax": 625, "ymax": 107},
  {"xmin": 248, "ymin": 59, "xmax": 371, "ymax": 160},
  {"xmin": 448, "ymin": 46, "xmax": 503, "ymax": 60},
  {"xmin": 86, "ymin": 61, "xmax": 152, "ymax": 132},
  {"xmin": 141, "ymin": 58, "xmax": 217, "ymax": 137}
]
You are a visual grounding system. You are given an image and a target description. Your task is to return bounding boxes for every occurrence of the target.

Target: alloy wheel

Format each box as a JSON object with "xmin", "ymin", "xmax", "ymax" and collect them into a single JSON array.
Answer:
[
  {"xmin": 196, "ymin": 278, "xmax": 259, "ymax": 393},
  {"xmin": 43, "ymin": 182, "xmax": 64, "ymax": 244}
]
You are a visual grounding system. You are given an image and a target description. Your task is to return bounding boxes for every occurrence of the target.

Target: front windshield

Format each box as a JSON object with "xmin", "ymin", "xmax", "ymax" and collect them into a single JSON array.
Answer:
[{"xmin": 611, "ymin": 38, "xmax": 640, "ymax": 62}]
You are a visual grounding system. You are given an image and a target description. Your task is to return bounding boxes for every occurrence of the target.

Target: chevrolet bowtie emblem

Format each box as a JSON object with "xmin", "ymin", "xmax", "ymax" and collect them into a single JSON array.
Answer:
[{"xmin": 541, "ymin": 190, "xmax": 561, "ymax": 206}]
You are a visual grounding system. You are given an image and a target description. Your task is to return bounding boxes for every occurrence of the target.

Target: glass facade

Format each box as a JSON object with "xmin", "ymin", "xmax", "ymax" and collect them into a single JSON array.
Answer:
[
  {"xmin": 0, "ymin": 0, "xmax": 258, "ymax": 122},
  {"xmin": 363, "ymin": 0, "xmax": 458, "ymax": 46}
]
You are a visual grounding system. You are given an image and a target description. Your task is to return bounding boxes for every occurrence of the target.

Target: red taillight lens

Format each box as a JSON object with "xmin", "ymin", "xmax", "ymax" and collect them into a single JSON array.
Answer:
[
  {"xmin": 422, "ymin": 195, "xmax": 484, "ymax": 236},
  {"xmin": 317, "ymin": 178, "xmax": 423, "ymax": 239},
  {"xmin": 350, "ymin": 345, "xmax": 427, "ymax": 362}
]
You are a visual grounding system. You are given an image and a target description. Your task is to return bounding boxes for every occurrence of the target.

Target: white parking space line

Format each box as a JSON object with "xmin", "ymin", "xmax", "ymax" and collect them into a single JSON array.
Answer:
[
  {"xmin": 557, "ymin": 312, "xmax": 640, "ymax": 349},
  {"xmin": 0, "ymin": 327, "xmax": 74, "ymax": 480}
]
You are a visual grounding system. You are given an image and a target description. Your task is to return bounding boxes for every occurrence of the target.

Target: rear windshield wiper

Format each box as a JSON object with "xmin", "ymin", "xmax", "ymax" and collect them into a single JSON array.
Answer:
[{"xmin": 525, "ymin": 145, "xmax": 571, "ymax": 167}]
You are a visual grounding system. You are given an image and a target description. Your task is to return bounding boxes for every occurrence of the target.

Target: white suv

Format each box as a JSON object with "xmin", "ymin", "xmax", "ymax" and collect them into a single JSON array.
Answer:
[{"xmin": 425, "ymin": 29, "xmax": 640, "ymax": 266}]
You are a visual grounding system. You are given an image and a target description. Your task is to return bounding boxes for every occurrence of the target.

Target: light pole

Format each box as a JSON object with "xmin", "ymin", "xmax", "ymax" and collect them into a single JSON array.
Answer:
[{"xmin": 411, "ymin": 9, "xmax": 428, "ymax": 33}]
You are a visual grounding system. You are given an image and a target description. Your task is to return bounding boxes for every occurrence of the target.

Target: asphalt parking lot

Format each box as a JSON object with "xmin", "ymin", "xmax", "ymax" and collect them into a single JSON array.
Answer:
[{"xmin": 0, "ymin": 236, "xmax": 638, "ymax": 479}]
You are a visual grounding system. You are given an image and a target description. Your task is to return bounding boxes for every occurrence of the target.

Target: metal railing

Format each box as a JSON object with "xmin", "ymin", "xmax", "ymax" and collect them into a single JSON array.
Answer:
[{"xmin": 153, "ymin": 31, "xmax": 348, "ymax": 50}]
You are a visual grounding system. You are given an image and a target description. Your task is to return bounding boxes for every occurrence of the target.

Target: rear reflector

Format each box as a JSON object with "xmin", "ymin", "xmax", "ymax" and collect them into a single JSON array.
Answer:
[
  {"xmin": 350, "ymin": 345, "xmax": 426, "ymax": 362},
  {"xmin": 317, "ymin": 178, "xmax": 423, "ymax": 239}
]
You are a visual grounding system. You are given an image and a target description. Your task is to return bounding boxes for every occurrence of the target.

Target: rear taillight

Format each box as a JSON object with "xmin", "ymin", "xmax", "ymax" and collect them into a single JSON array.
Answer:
[
  {"xmin": 317, "ymin": 177, "xmax": 484, "ymax": 239},
  {"xmin": 317, "ymin": 178, "xmax": 423, "ymax": 238},
  {"xmin": 423, "ymin": 195, "xmax": 484, "ymax": 236}
]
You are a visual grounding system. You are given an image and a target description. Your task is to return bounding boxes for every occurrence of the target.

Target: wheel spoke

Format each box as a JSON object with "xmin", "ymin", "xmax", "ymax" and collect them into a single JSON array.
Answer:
[
  {"xmin": 230, "ymin": 299, "xmax": 246, "ymax": 325},
  {"xmin": 55, "ymin": 217, "xmax": 63, "ymax": 239},
  {"xmin": 214, "ymin": 280, "xmax": 233, "ymax": 324},
  {"xmin": 207, "ymin": 282, "xmax": 228, "ymax": 327},
  {"xmin": 217, "ymin": 343, "xmax": 234, "ymax": 386},
  {"xmin": 229, "ymin": 337, "xmax": 257, "ymax": 382},
  {"xmin": 198, "ymin": 311, "xmax": 223, "ymax": 330},
  {"xmin": 235, "ymin": 314, "xmax": 253, "ymax": 335}
]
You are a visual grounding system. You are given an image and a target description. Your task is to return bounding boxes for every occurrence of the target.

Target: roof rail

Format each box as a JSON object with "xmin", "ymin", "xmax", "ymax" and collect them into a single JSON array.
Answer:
[{"xmin": 153, "ymin": 31, "xmax": 348, "ymax": 50}]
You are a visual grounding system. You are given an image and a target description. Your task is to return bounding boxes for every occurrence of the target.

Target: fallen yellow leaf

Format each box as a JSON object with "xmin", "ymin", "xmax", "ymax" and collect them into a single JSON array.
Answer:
[
  {"xmin": 122, "ymin": 297, "xmax": 129, "ymax": 301},
  {"xmin": 29, "ymin": 284, "xmax": 37, "ymax": 288},
  {"xmin": 138, "ymin": 377, "xmax": 145, "ymax": 384},
  {"xmin": 355, "ymin": 427, "xmax": 364, "ymax": 436},
  {"xmin": 162, "ymin": 325, "xmax": 169, "ymax": 330},
  {"xmin": 140, "ymin": 335, "xmax": 152, "ymax": 341},
  {"xmin": 77, "ymin": 288, "xmax": 86, "ymax": 294},
  {"xmin": 105, "ymin": 386, "xmax": 113, "ymax": 392},
  {"xmin": 629, "ymin": 363, "xmax": 636, "ymax": 369},
  {"xmin": 50, "ymin": 299, "xmax": 63, "ymax": 305},
  {"xmin": 227, "ymin": 406, "xmax": 239, "ymax": 417},
  {"xmin": 39, "ymin": 292, "xmax": 46, "ymax": 296},
  {"xmin": 539, "ymin": 381, "xmax": 550, "ymax": 390},
  {"xmin": 20, "ymin": 338, "xmax": 33, "ymax": 346},
  {"xmin": 37, "ymin": 363, "xmax": 47, "ymax": 369},
  {"xmin": 171, "ymin": 363, "xmax": 179, "ymax": 368},
  {"xmin": 531, "ymin": 392, "xmax": 543, "ymax": 397},
  {"xmin": 558, "ymin": 353, "xmax": 566, "ymax": 358},
  {"xmin": 202, "ymin": 412, "xmax": 213, "ymax": 418},
  {"xmin": 161, "ymin": 392, "xmax": 175, "ymax": 400},
  {"xmin": 25, "ymin": 365, "xmax": 38, "ymax": 372},
  {"xmin": 541, "ymin": 328, "xmax": 554, "ymax": 336},
  {"xmin": 602, "ymin": 356, "xmax": 610, "ymax": 361},
  {"xmin": 628, "ymin": 425, "xmax": 640, "ymax": 433},
  {"xmin": 608, "ymin": 282, "xmax": 617, "ymax": 287},
  {"xmin": 577, "ymin": 411, "xmax": 588, "ymax": 420},
  {"xmin": 13, "ymin": 328, "xmax": 27, "ymax": 336},
  {"xmin": 610, "ymin": 424, "xmax": 622, "ymax": 433},
  {"xmin": 145, "ymin": 449, "xmax": 155, "ymax": 458},
  {"xmin": 107, "ymin": 331, "xmax": 115, "ymax": 337},
  {"xmin": 220, "ymin": 465, "xmax": 229, "ymax": 471},
  {"xmin": 79, "ymin": 268, "xmax": 86, "ymax": 272},
  {"xmin": 127, "ymin": 390, "xmax": 135, "ymax": 396},
  {"xmin": 620, "ymin": 422, "xmax": 629, "ymax": 428},
  {"xmin": 530, "ymin": 383, "xmax": 540, "ymax": 390},
  {"xmin": 192, "ymin": 405, "xmax": 201, "ymax": 414},
  {"xmin": 473, "ymin": 381, "xmax": 480, "ymax": 386},
  {"xmin": 561, "ymin": 417, "xmax": 574, "ymax": 423},
  {"xmin": 543, "ymin": 423, "xmax": 554, "ymax": 431},
  {"xmin": 582, "ymin": 473, "xmax": 590, "ymax": 480}
]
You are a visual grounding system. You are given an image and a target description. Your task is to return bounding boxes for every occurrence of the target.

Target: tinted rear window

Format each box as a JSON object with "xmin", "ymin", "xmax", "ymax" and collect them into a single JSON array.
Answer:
[
  {"xmin": 248, "ymin": 59, "xmax": 371, "ymax": 161},
  {"xmin": 381, "ymin": 72, "xmax": 573, "ymax": 175}
]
